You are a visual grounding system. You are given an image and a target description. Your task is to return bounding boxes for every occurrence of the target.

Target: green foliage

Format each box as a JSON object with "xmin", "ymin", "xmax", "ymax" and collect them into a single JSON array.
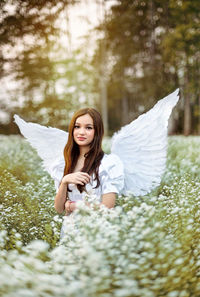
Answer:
[
  {"xmin": 0, "ymin": 135, "xmax": 200, "ymax": 296},
  {"xmin": 1, "ymin": 0, "xmax": 200, "ymax": 134},
  {"xmin": 0, "ymin": 136, "xmax": 61, "ymax": 248},
  {"xmin": 16, "ymin": 49, "xmax": 99, "ymax": 130},
  {"xmin": 0, "ymin": 1, "xmax": 99, "ymax": 132},
  {"xmin": 93, "ymin": 0, "xmax": 200, "ymax": 134}
]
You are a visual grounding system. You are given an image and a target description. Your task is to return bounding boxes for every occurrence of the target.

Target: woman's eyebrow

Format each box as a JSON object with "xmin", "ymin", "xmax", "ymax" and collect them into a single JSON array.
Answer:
[{"xmin": 75, "ymin": 122, "xmax": 93, "ymax": 126}]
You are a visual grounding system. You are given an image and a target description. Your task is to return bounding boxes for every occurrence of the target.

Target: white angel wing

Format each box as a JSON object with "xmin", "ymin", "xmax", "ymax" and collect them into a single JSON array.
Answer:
[
  {"xmin": 14, "ymin": 115, "xmax": 68, "ymax": 191},
  {"xmin": 111, "ymin": 89, "xmax": 180, "ymax": 196}
]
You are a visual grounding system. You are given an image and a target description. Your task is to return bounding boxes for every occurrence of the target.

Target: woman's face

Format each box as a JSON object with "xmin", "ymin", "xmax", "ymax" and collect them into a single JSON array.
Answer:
[{"xmin": 73, "ymin": 114, "xmax": 95, "ymax": 148}]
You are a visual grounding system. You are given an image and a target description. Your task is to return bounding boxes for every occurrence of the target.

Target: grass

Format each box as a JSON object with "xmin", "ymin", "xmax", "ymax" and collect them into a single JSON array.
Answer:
[{"xmin": 0, "ymin": 135, "xmax": 200, "ymax": 297}]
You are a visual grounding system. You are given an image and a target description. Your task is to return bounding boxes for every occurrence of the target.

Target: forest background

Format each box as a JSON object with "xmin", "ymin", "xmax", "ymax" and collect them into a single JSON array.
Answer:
[{"xmin": 0, "ymin": 0, "xmax": 199, "ymax": 136}]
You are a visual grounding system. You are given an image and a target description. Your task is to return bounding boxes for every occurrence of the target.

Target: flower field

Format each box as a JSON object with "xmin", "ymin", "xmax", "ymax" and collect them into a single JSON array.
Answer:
[{"xmin": 0, "ymin": 135, "xmax": 200, "ymax": 297}]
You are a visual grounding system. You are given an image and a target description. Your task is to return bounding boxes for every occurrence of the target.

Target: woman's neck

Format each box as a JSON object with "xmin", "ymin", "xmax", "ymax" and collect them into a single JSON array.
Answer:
[{"xmin": 79, "ymin": 146, "xmax": 90, "ymax": 158}]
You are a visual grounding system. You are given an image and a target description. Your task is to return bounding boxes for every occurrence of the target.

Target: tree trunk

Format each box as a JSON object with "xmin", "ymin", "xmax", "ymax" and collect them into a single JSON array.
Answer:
[
  {"xmin": 98, "ymin": 0, "xmax": 108, "ymax": 136},
  {"xmin": 183, "ymin": 70, "xmax": 191, "ymax": 136},
  {"xmin": 99, "ymin": 70, "xmax": 108, "ymax": 135},
  {"xmin": 122, "ymin": 93, "xmax": 129, "ymax": 126},
  {"xmin": 168, "ymin": 113, "xmax": 177, "ymax": 135},
  {"xmin": 184, "ymin": 93, "xmax": 191, "ymax": 135}
]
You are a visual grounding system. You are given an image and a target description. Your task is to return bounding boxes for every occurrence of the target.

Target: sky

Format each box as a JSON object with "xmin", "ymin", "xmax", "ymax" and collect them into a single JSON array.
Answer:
[
  {"xmin": 59, "ymin": 1, "xmax": 102, "ymax": 51},
  {"xmin": 58, "ymin": 0, "xmax": 117, "ymax": 53}
]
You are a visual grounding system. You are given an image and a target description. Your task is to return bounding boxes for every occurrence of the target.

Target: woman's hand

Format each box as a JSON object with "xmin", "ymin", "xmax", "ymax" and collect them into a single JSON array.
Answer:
[
  {"xmin": 65, "ymin": 200, "xmax": 76, "ymax": 215},
  {"xmin": 62, "ymin": 172, "xmax": 90, "ymax": 186},
  {"xmin": 65, "ymin": 200, "xmax": 71, "ymax": 215}
]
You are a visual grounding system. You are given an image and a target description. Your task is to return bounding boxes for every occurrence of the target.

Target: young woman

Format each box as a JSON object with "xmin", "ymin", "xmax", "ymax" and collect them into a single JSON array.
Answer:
[
  {"xmin": 14, "ymin": 89, "xmax": 179, "ymax": 240},
  {"xmin": 54, "ymin": 108, "xmax": 124, "ymax": 214},
  {"xmin": 54, "ymin": 108, "xmax": 124, "ymax": 237}
]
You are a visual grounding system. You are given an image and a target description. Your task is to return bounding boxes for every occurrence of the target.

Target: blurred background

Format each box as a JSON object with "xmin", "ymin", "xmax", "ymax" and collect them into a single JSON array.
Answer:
[{"xmin": 0, "ymin": 0, "xmax": 199, "ymax": 136}]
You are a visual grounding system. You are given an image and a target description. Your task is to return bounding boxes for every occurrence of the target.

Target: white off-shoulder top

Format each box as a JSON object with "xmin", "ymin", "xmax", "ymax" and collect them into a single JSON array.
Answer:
[
  {"xmin": 67, "ymin": 153, "xmax": 124, "ymax": 203},
  {"xmin": 59, "ymin": 153, "xmax": 124, "ymax": 240}
]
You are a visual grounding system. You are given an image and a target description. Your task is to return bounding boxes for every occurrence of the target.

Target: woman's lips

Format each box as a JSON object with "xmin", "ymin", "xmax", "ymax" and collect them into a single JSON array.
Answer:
[{"xmin": 77, "ymin": 137, "xmax": 86, "ymax": 141}]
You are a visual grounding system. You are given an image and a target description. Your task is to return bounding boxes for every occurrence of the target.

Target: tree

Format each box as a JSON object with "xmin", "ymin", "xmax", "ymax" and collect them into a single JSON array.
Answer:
[
  {"xmin": 93, "ymin": 0, "xmax": 178, "ymax": 133},
  {"xmin": 0, "ymin": 0, "xmax": 99, "ymax": 131},
  {"xmin": 162, "ymin": 0, "xmax": 200, "ymax": 135},
  {"xmin": 0, "ymin": 0, "xmax": 71, "ymax": 121},
  {"xmin": 93, "ymin": 0, "xmax": 200, "ymax": 135}
]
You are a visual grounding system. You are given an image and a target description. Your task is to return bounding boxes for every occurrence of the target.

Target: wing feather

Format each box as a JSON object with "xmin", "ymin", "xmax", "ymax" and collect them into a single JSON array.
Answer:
[
  {"xmin": 111, "ymin": 89, "xmax": 180, "ymax": 196},
  {"xmin": 14, "ymin": 115, "xmax": 67, "ymax": 190}
]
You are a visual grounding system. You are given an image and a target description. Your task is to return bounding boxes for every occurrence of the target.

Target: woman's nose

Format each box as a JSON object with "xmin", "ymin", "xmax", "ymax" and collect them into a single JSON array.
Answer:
[{"xmin": 79, "ymin": 127, "xmax": 86, "ymax": 134}]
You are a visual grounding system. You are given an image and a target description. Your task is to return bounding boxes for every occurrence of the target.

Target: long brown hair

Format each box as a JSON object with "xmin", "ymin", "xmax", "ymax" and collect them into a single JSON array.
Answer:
[{"xmin": 63, "ymin": 108, "xmax": 104, "ymax": 193}]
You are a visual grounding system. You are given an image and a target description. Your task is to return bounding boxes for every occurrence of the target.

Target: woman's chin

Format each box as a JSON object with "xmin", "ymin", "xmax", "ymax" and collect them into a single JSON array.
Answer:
[{"xmin": 76, "ymin": 141, "xmax": 90, "ymax": 147}]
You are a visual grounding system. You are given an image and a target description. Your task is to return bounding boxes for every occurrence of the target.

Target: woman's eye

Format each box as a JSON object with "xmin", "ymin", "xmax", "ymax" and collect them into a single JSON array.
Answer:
[
  {"xmin": 87, "ymin": 127, "xmax": 92, "ymax": 130},
  {"xmin": 74, "ymin": 125, "xmax": 79, "ymax": 129}
]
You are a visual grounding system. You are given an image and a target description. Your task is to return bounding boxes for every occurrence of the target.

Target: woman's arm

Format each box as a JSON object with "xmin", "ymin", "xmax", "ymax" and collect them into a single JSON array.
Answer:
[
  {"xmin": 54, "ymin": 181, "xmax": 68, "ymax": 214},
  {"xmin": 65, "ymin": 192, "xmax": 116, "ymax": 214},
  {"xmin": 101, "ymin": 192, "xmax": 116, "ymax": 208},
  {"xmin": 54, "ymin": 172, "xmax": 90, "ymax": 214}
]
